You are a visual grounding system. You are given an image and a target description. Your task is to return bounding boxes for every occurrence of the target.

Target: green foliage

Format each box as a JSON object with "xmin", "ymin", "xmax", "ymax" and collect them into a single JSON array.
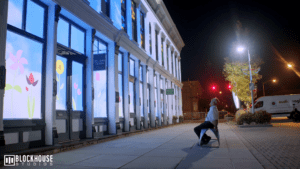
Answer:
[
  {"xmin": 179, "ymin": 115, "xmax": 184, "ymax": 120},
  {"xmin": 235, "ymin": 109, "xmax": 247, "ymax": 121},
  {"xmin": 237, "ymin": 111, "xmax": 272, "ymax": 125},
  {"xmin": 172, "ymin": 116, "xmax": 178, "ymax": 120},
  {"xmin": 223, "ymin": 58, "xmax": 263, "ymax": 105}
]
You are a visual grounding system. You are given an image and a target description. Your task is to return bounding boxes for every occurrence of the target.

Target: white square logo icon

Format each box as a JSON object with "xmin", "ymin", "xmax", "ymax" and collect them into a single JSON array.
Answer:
[{"xmin": 4, "ymin": 155, "xmax": 15, "ymax": 166}]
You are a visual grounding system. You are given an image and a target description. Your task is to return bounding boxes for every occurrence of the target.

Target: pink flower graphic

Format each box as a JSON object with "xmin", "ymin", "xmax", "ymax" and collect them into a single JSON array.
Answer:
[
  {"xmin": 77, "ymin": 88, "xmax": 81, "ymax": 95},
  {"xmin": 96, "ymin": 73, "xmax": 100, "ymax": 81},
  {"xmin": 9, "ymin": 50, "xmax": 28, "ymax": 74},
  {"xmin": 26, "ymin": 73, "xmax": 38, "ymax": 86},
  {"xmin": 74, "ymin": 83, "xmax": 78, "ymax": 89}
]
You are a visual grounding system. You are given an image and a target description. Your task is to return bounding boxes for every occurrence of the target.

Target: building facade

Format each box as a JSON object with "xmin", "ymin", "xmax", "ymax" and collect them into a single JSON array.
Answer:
[
  {"xmin": 0, "ymin": 0, "xmax": 184, "ymax": 153},
  {"xmin": 182, "ymin": 80, "xmax": 203, "ymax": 120}
]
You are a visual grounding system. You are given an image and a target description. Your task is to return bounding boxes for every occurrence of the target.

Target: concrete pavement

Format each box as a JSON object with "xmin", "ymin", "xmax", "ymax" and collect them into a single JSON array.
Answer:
[{"xmin": 1, "ymin": 123, "xmax": 264, "ymax": 169}]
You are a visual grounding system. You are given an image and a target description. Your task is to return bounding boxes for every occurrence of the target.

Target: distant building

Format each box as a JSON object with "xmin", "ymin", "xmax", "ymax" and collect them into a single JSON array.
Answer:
[{"xmin": 182, "ymin": 80, "xmax": 203, "ymax": 119}]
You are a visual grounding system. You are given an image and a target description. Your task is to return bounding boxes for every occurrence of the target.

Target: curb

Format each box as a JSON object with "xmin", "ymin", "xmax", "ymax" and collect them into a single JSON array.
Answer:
[{"xmin": 237, "ymin": 124, "xmax": 273, "ymax": 128}]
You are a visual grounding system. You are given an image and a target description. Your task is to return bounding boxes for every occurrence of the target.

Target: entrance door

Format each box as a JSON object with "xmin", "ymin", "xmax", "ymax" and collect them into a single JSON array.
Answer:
[{"xmin": 56, "ymin": 54, "xmax": 86, "ymax": 143}]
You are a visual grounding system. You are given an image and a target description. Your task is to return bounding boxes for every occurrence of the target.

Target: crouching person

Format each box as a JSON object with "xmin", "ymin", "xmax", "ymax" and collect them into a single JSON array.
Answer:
[{"xmin": 194, "ymin": 98, "xmax": 219, "ymax": 146}]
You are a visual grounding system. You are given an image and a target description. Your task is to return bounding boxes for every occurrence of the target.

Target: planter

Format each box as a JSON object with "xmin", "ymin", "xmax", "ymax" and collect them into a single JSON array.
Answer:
[{"xmin": 225, "ymin": 117, "xmax": 234, "ymax": 122}]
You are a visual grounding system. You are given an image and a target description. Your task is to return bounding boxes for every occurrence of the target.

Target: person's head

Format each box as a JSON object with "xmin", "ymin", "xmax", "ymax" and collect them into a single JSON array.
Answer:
[{"xmin": 210, "ymin": 97, "xmax": 219, "ymax": 106}]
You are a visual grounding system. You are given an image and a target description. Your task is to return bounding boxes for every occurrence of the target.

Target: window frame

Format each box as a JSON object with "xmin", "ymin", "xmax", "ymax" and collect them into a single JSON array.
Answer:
[{"xmin": 5, "ymin": 0, "xmax": 48, "ymax": 121}]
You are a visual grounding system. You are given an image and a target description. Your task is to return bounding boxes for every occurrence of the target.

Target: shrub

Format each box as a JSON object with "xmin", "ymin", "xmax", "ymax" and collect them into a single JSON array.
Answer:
[
  {"xmin": 224, "ymin": 114, "xmax": 234, "ymax": 118},
  {"xmin": 172, "ymin": 116, "xmax": 178, "ymax": 120},
  {"xmin": 254, "ymin": 110, "xmax": 271, "ymax": 124},
  {"xmin": 237, "ymin": 113, "xmax": 254, "ymax": 125},
  {"xmin": 235, "ymin": 109, "xmax": 247, "ymax": 121},
  {"xmin": 179, "ymin": 115, "xmax": 184, "ymax": 121}
]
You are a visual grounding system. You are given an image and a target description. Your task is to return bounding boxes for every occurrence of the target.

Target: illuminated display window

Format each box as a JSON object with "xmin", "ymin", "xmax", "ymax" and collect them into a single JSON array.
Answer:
[
  {"xmin": 4, "ymin": 0, "xmax": 47, "ymax": 119},
  {"xmin": 140, "ymin": 11, "xmax": 145, "ymax": 49},
  {"xmin": 93, "ymin": 38, "xmax": 108, "ymax": 117},
  {"xmin": 131, "ymin": 0, "xmax": 137, "ymax": 41},
  {"xmin": 121, "ymin": 0, "xmax": 127, "ymax": 32}
]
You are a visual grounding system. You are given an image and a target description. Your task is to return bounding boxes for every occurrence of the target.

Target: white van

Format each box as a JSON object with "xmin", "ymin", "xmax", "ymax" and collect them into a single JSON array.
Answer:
[{"xmin": 254, "ymin": 94, "xmax": 300, "ymax": 117}]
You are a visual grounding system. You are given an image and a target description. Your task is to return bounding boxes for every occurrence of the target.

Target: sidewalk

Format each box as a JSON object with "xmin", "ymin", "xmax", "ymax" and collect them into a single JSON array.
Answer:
[{"xmin": 1, "ymin": 123, "xmax": 263, "ymax": 169}]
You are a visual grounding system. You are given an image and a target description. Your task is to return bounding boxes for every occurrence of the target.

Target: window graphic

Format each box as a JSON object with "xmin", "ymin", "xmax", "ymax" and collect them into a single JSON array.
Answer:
[
  {"xmin": 56, "ymin": 56, "xmax": 67, "ymax": 110},
  {"xmin": 121, "ymin": 0, "xmax": 127, "ymax": 32},
  {"xmin": 140, "ymin": 11, "xmax": 145, "ymax": 49},
  {"xmin": 4, "ymin": 0, "xmax": 46, "ymax": 119},
  {"xmin": 93, "ymin": 39, "xmax": 107, "ymax": 117},
  {"xmin": 131, "ymin": 0, "xmax": 137, "ymax": 41},
  {"xmin": 72, "ymin": 61, "xmax": 83, "ymax": 111}
]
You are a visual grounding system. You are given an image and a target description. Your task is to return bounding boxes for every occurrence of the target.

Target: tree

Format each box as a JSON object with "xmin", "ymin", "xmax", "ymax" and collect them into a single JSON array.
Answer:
[{"xmin": 223, "ymin": 57, "xmax": 263, "ymax": 108}]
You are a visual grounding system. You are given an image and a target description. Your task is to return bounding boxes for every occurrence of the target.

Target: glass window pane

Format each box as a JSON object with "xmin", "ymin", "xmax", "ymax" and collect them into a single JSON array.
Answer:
[
  {"xmin": 146, "ymin": 70, "xmax": 149, "ymax": 83},
  {"xmin": 94, "ymin": 70, "xmax": 107, "ymax": 117},
  {"xmin": 129, "ymin": 82, "xmax": 134, "ymax": 112},
  {"xmin": 140, "ymin": 66, "xmax": 142, "ymax": 82},
  {"xmin": 7, "ymin": 0, "xmax": 23, "ymax": 29},
  {"xmin": 118, "ymin": 74, "xmax": 123, "ymax": 117},
  {"xmin": 4, "ymin": 31, "xmax": 43, "ymax": 119},
  {"xmin": 90, "ymin": 0, "xmax": 101, "ymax": 13},
  {"xmin": 56, "ymin": 55, "xmax": 67, "ymax": 110},
  {"xmin": 161, "ymin": 93, "xmax": 163, "ymax": 114},
  {"xmin": 118, "ymin": 53, "xmax": 122, "ymax": 72},
  {"xmin": 26, "ymin": 0, "xmax": 44, "ymax": 38},
  {"xmin": 140, "ymin": 83, "xmax": 143, "ymax": 116},
  {"xmin": 130, "ymin": 59, "xmax": 134, "ymax": 76},
  {"xmin": 71, "ymin": 25, "xmax": 85, "ymax": 54},
  {"xmin": 72, "ymin": 61, "xmax": 83, "ymax": 111},
  {"xmin": 57, "ymin": 18, "xmax": 69, "ymax": 47},
  {"xmin": 154, "ymin": 76, "xmax": 156, "ymax": 87}
]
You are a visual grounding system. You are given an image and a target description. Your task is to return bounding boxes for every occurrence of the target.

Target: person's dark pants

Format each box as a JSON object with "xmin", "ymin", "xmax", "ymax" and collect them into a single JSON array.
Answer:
[{"xmin": 194, "ymin": 121, "xmax": 214, "ymax": 141}]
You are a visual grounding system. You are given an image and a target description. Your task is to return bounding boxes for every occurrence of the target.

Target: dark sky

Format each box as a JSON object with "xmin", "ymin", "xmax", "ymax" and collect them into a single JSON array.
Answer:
[{"xmin": 164, "ymin": 0, "xmax": 300, "ymax": 108}]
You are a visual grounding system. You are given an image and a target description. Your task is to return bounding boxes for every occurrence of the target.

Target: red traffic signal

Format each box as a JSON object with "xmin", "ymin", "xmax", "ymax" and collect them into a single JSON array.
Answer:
[
  {"xmin": 228, "ymin": 85, "xmax": 231, "ymax": 89},
  {"xmin": 212, "ymin": 86, "xmax": 216, "ymax": 90}
]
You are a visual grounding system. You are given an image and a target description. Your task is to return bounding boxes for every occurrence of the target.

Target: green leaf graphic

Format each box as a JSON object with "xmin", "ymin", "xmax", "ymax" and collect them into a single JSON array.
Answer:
[
  {"xmin": 5, "ymin": 84, "xmax": 12, "ymax": 91},
  {"xmin": 32, "ymin": 97, "xmax": 35, "ymax": 118},
  {"xmin": 56, "ymin": 76, "xmax": 59, "ymax": 82},
  {"xmin": 72, "ymin": 97, "xmax": 76, "ymax": 110},
  {"xmin": 56, "ymin": 95, "xmax": 59, "ymax": 100},
  {"xmin": 27, "ymin": 96, "xmax": 31, "ymax": 118},
  {"xmin": 13, "ymin": 85, "xmax": 22, "ymax": 93}
]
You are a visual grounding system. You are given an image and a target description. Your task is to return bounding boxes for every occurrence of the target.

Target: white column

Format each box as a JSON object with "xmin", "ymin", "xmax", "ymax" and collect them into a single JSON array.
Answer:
[
  {"xmin": 156, "ymin": 74, "xmax": 161, "ymax": 126},
  {"xmin": 163, "ymin": 77, "xmax": 167, "ymax": 125},
  {"xmin": 168, "ymin": 45, "xmax": 171, "ymax": 74},
  {"xmin": 135, "ymin": 60, "xmax": 141, "ymax": 130},
  {"xmin": 144, "ymin": 14, "xmax": 149, "ymax": 55},
  {"xmin": 85, "ymin": 28, "xmax": 94, "ymax": 139},
  {"xmin": 108, "ymin": 42, "xmax": 116, "ymax": 135},
  {"xmin": 45, "ymin": 4, "xmax": 60, "ymax": 145},
  {"xmin": 114, "ymin": 44, "xmax": 120, "ymax": 129},
  {"xmin": 179, "ymin": 59, "xmax": 181, "ymax": 82},
  {"xmin": 123, "ymin": 53, "xmax": 129, "ymax": 132},
  {"xmin": 0, "ymin": 0, "xmax": 8, "ymax": 146},
  {"xmin": 142, "ymin": 65, "xmax": 148, "ymax": 128}
]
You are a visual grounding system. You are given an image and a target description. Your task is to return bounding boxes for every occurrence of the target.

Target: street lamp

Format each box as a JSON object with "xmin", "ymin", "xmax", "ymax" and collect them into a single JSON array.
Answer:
[
  {"xmin": 263, "ymin": 79, "xmax": 277, "ymax": 96},
  {"xmin": 288, "ymin": 64, "xmax": 292, "ymax": 68},
  {"xmin": 237, "ymin": 46, "xmax": 255, "ymax": 114},
  {"xmin": 219, "ymin": 91, "xmax": 222, "ymax": 94}
]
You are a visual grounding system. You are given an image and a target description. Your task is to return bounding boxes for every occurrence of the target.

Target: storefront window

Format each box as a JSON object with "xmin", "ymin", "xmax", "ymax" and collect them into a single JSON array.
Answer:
[
  {"xmin": 56, "ymin": 56, "xmax": 67, "ymax": 110},
  {"xmin": 130, "ymin": 59, "xmax": 135, "ymax": 76},
  {"xmin": 140, "ymin": 83, "xmax": 143, "ymax": 116},
  {"xmin": 71, "ymin": 25, "xmax": 85, "ymax": 54},
  {"xmin": 72, "ymin": 61, "xmax": 83, "ymax": 111},
  {"xmin": 93, "ymin": 38, "xmax": 108, "ymax": 117},
  {"xmin": 4, "ymin": 0, "xmax": 47, "ymax": 119},
  {"xmin": 57, "ymin": 18, "xmax": 69, "ymax": 47},
  {"xmin": 129, "ymin": 82, "xmax": 134, "ymax": 112}
]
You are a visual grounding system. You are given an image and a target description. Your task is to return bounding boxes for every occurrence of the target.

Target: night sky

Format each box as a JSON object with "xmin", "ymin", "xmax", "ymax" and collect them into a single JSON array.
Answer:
[{"xmin": 164, "ymin": 0, "xmax": 300, "ymax": 109}]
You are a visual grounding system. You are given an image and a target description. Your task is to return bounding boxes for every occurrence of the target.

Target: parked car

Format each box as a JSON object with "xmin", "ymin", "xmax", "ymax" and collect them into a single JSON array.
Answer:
[{"xmin": 253, "ymin": 94, "xmax": 300, "ymax": 117}]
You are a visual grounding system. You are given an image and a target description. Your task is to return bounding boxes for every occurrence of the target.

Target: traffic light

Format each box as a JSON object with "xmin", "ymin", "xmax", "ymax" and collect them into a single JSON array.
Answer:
[
  {"xmin": 228, "ymin": 85, "xmax": 232, "ymax": 90},
  {"xmin": 212, "ymin": 86, "xmax": 216, "ymax": 90}
]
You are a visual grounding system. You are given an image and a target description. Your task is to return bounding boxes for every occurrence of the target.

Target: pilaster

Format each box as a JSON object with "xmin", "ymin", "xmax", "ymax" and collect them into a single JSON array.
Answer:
[
  {"xmin": 142, "ymin": 65, "xmax": 148, "ymax": 128},
  {"xmin": 156, "ymin": 74, "xmax": 161, "ymax": 126}
]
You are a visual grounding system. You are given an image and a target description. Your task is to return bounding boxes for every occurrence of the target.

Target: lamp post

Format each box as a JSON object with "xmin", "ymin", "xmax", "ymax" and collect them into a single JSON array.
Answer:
[
  {"xmin": 263, "ymin": 79, "xmax": 276, "ymax": 96},
  {"xmin": 237, "ymin": 47, "xmax": 254, "ymax": 114}
]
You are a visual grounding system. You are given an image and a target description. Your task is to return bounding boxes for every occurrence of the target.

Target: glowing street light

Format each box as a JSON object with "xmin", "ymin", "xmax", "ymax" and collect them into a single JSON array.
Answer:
[
  {"xmin": 288, "ymin": 64, "xmax": 292, "ymax": 68},
  {"xmin": 219, "ymin": 91, "xmax": 222, "ymax": 94},
  {"xmin": 237, "ymin": 46, "xmax": 254, "ymax": 113},
  {"xmin": 263, "ymin": 79, "xmax": 277, "ymax": 96}
]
